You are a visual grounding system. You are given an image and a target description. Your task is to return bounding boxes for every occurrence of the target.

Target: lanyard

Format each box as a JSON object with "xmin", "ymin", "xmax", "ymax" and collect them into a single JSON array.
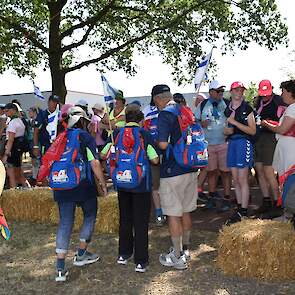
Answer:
[{"xmin": 257, "ymin": 96, "xmax": 273, "ymax": 115}]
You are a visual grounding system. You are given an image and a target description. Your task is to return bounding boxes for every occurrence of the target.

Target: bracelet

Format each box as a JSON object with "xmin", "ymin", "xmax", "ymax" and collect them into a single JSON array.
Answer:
[{"xmin": 33, "ymin": 146, "xmax": 39, "ymax": 149}]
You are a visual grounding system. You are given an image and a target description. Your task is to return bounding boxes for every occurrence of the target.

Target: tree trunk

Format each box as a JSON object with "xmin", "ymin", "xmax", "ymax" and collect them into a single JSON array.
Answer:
[{"xmin": 48, "ymin": 2, "xmax": 67, "ymax": 103}]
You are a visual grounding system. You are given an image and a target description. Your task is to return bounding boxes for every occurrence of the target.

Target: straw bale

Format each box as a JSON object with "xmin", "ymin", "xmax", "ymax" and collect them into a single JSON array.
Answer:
[
  {"xmin": 0, "ymin": 188, "xmax": 119, "ymax": 234},
  {"xmin": 0, "ymin": 188, "xmax": 54, "ymax": 223},
  {"xmin": 50, "ymin": 192, "xmax": 119, "ymax": 234},
  {"xmin": 217, "ymin": 219, "xmax": 295, "ymax": 281}
]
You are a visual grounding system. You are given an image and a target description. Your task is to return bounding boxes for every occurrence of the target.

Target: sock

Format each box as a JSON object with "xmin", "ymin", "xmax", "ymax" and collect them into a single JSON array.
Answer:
[
  {"xmin": 197, "ymin": 188, "xmax": 203, "ymax": 193},
  {"xmin": 56, "ymin": 258, "xmax": 65, "ymax": 270},
  {"xmin": 182, "ymin": 230, "xmax": 191, "ymax": 246},
  {"xmin": 171, "ymin": 236, "xmax": 182, "ymax": 258},
  {"xmin": 237, "ymin": 204, "xmax": 242, "ymax": 211},
  {"xmin": 240, "ymin": 208, "xmax": 248, "ymax": 216},
  {"xmin": 155, "ymin": 208, "xmax": 163, "ymax": 217},
  {"xmin": 78, "ymin": 248, "xmax": 86, "ymax": 256}
]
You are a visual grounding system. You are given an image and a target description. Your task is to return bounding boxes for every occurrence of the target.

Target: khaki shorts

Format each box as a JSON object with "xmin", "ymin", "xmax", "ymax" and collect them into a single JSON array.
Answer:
[
  {"xmin": 159, "ymin": 173, "xmax": 197, "ymax": 217},
  {"xmin": 151, "ymin": 164, "xmax": 160, "ymax": 190},
  {"xmin": 254, "ymin": 132, "xmax": 277, "ymax": 166},
  {"xmin": 207, "ymin": 143, "xmax": 229, "ymax": 172}
]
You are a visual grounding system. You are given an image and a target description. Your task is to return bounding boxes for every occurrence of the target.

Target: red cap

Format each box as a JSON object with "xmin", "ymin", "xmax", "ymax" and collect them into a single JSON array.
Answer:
[
  {"xmin": 230, "ymin": 81, "xmax": 246, "ymax": 90},
  {"xmin": 258, "ymin": 80, "xmax": 272, "ymax": 96}
]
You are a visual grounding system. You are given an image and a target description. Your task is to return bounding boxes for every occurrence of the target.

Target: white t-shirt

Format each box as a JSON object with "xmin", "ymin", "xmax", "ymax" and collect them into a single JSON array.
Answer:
[
  {"xmin": 6, "ymin": 118, "xmax": 25, "ymax": 139},
  {"xmin": 276, "ymin": 102, "xmax": 295, "ymax": 141}
]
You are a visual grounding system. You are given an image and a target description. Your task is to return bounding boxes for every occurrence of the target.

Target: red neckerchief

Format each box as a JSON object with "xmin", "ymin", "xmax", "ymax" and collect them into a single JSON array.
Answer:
[{"xmin": 257, "ymin": 96, "xmax": 273, "ymax": 115}]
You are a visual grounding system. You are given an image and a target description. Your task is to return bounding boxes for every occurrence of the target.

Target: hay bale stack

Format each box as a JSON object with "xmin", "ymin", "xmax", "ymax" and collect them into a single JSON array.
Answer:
[
  {"xmin": 217, "ymin": 219, "xmax": 295, "ymax": 281},
  {"xmin": 50, "ymin": 192, "xmax": 119, "ymax": 233},
  {"xmin": 0, "ymin": 188, "xmax": 119, "ymax": 234},
  {"xmin": 0, "ymin": 188, "xmax": 54, "ymax": 223}
]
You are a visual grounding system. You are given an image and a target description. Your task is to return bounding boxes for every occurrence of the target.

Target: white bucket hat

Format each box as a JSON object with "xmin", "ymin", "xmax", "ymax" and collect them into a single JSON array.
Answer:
[{"xmin": 67, "ymin": 106, "xmax": 90, "ymax": 128}]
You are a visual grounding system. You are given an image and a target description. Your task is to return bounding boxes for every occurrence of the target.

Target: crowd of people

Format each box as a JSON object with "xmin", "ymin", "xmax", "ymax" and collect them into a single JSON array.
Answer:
[{"xmin": 0, "ymin": 78, "xmax": 295, "ymax": 282}]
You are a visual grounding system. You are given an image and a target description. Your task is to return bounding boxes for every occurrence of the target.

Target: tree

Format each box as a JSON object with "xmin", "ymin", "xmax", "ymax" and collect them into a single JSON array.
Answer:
[
  {"xmin": 244, "ymin": 82, "xmax": 258, "ymax": 106},
  {"xmin": 0, "ymin": 0, "xmax": 288, "ymax": 102}
]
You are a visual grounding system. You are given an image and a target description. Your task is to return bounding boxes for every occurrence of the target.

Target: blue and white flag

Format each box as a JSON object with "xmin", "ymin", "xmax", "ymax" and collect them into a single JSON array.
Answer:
[
  {"xmin": 46, "ymin": 105, "xmax": 59, "ymax": 143},
  {"xmin": 33, "ymin": 82, "xmax": 45, "ymax": 100},
  {"xmin": 194, "ymin": 48, "xmax": 213, "ymax": 90},
  {"xmin": 101, "ymin": 74, "xmax": 118, "ymax": 104}
]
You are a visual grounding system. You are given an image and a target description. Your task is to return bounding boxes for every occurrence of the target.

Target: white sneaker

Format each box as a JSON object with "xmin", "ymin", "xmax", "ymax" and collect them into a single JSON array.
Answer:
[
  {"xmin": 159, "ymin": 248, "xmax": 187, "ymax": 270},
  {"xmin": 55, "ymin": 269, "xmax": 69, "ymax": 282}
]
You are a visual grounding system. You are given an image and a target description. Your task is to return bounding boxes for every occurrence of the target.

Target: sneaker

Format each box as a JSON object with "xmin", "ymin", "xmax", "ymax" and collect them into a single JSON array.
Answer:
[
  {"xmin": 205, "ymin": 198, "xmax": 216, "ymax": 209},
  {"xmin": 135, "ymin": 262, "xmax": 148, "ymax": 273},
  {"xmin": 225, "ymin": 211, "xmax": 246, "ymax": 226},
  {"xmin": 73, "ymin": 251, "xmax": 100, "ymax": 266},
  {"xmin": 55, "ymin": 268, "xmax": 69, "ymax": 282},
  {"xmin": 182, "ymin": 246, "xmax": 191, "ymax": 261},
  {"xmin": 159, "ymin": 249, "xmax": 187, "ymax": 270},
  {"xmin": 155, "ymin": 215, "xmax": 166, "ymax": 226},
  {"xmin": 197, "ymin": 192, "xmax": 209, "ymax": 204},
  {"xmin": 216, "ymin": 199, "xmax": 231, "ymax": 212},
  {"xmin": 117, "ymin": 254, "xmax": 132, "ymax": 265}
]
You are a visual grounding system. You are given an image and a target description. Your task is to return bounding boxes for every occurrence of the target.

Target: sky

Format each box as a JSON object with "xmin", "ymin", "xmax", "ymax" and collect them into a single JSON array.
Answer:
[{"xmin": 0, "ymin": 0, "xmax": 294, "ymax": 98}]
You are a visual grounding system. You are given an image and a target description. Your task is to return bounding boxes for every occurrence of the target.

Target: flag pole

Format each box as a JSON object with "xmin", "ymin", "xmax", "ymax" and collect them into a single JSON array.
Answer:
[{"xmin": 104, "ymin": 103, "xmax": 115, "ymax": 145}]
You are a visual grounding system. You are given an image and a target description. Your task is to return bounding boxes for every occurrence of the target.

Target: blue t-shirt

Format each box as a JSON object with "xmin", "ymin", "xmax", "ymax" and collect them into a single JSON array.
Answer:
[
  {"xmin": 194, "ymin": 98, "xmax": 227, "ymax": 145},
  {"xmin": 158, "ymin": 105, "xmax": 195, "ymax": 178},
  {"xmin": 53, "ymin": 129, "xmax": 98, "ymax": 203},
  {"xmin": 34, "ymin": 109, "xmax": 51, "ymax": 152}
]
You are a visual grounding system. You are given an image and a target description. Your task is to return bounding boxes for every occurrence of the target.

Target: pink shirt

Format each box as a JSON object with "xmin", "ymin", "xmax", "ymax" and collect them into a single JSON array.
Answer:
[{"xmin": 91, "ymin": 115, "xmax": 105, "ymax": 146}]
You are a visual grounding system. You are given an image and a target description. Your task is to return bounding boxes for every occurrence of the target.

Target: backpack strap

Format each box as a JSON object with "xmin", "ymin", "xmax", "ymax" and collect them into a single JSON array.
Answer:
[{"xmin": 200, "ymin": 99, "xmax": 208, "ymax": 116}]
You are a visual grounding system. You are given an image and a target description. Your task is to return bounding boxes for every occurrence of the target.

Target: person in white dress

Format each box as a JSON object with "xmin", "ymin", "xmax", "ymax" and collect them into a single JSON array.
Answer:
[{"xmin": 262, "ymin": 80, "xmax": 295, "ymax": 176}]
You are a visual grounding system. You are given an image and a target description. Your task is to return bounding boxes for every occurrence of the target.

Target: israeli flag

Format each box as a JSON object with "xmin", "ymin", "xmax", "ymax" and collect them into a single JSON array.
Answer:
[
  {"xmin": 101, "ymin": 74, "xmax": 118, "ymax": 104},
  {"xmin": 46, "ymin": 105, "xmax": 59, "ymax": 143},
  {"xmin": 194, "ymin": 48, "xmax": 213, "ymax": 90},
  {"xmin": 33, "ymin": 82, "xmax": 45, "ymax": 100}
]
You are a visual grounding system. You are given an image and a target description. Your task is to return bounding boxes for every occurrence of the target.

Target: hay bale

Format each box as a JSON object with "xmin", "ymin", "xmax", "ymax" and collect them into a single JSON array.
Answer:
[
  {"xmin": 50, "ymin": 192, "xmax": 119, "ymax": 234},
  {"xmin": 0, "ymin": 188, "xmax": 119, "ymax": 234},
  {"xmin": 0, "ymin": 188, "xmax": 54, "ymax": 223},
  {"xmin": 217, "ymin": 219, "xmax": 295, "ymax": 281}
]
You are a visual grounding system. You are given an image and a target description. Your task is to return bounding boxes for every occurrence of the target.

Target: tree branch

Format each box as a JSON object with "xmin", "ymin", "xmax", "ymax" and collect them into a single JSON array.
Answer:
[
  {"xmin": 0, "ymin": 15, "xmax": 49, "ymax": 53},
  {"xmin": 64, "ymin": 0, "xmax": 214, "ymax": 73},
  {"xmin": 62, "ymin": 25, "xmax": 94, "ymax": 52},
  {"xmin": 60, "ymin": 0, "xmax": 116, "ymax": 39}
]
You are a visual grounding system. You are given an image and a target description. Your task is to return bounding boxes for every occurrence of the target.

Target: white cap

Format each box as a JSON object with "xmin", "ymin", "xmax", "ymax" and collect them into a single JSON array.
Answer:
[
  {"xmin": 67, "ymin": 106, "xmax": 90, "ymax": 128},
  {"xmin": 76, "ymin": 99, "xmax": 88, "ymax": 107},
  {"xmin": 209, "ymin": 80, "xmax": 225, "ymax": 90},
  {"xmin": 92, "ymin": 103, "xmax": 104, "ymax": 111},
  {"xmin": 13, "ymin": 103, "xmax": 23, "ymax": 112}
]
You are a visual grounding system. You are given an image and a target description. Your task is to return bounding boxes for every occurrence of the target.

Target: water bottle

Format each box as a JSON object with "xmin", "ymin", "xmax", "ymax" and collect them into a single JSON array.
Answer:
[
  {"xmin": 256, "ymin": 115, "xmax": 261, "ymax": 126},
  {"xmin": 206, "ymin": 114, "xmax": 212, "ymax": 130},
  {"xmin": 186, "ymin": 126, "xmax": 192, "ymax": 144}
]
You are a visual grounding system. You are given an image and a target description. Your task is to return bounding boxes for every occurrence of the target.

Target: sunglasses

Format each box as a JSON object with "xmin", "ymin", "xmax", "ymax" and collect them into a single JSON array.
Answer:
[{"xmin": 215, "ymin": 89, "xmax": 225, "ymax": 93}]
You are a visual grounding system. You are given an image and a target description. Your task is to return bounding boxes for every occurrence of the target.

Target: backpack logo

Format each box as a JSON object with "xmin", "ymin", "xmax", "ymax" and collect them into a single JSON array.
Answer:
[
  {"xmin": 52, "ymin": 170, "xmax": 69, "ymax": 183},
  {"xmin": 108, "ymin": 127, "xmax": 148, "ymax": 189},
  {"xmin": 165, "ymin": 105, "xmax": 208, "ymax": 169}
]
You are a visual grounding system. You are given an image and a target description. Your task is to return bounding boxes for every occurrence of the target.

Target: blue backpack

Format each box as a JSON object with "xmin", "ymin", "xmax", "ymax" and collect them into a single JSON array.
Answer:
[
  {"xmin": 165, "ymin": 104, "xmax": 208, "ymax": 169},
  {"xmin": 108, "ymin": 127, "xmax": 149, "ymax": 189},
  {"xmin": 49, "ymin": 129, "xmax": 91, "ymax": 190}
]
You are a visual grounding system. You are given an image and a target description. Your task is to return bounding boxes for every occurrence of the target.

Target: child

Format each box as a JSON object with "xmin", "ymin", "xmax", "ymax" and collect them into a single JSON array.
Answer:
[
  {"xmin": 101, "ymin": 104, "xmax": 158, "ymax": 272},
  {"xmin": 48, "ymin": 106, "xmax": 107, "ymax": 282}
]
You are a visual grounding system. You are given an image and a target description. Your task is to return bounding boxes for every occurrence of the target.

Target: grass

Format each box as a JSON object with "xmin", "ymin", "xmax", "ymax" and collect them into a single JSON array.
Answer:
[{"xmin": 1, "ymin": 219, "xmax": 295, "ymax": 295}]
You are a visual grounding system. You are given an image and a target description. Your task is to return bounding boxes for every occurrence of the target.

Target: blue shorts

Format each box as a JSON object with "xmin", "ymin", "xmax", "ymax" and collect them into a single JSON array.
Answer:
[{"xmin": 227, "ymin": 137, "xmax": 253, "ymax": 168}]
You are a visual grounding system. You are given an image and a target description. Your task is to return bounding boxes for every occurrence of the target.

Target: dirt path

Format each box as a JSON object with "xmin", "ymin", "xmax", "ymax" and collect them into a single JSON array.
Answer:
[{"xmin": 1, "ymin": 213, "xmax": 295, "ymax": 295}]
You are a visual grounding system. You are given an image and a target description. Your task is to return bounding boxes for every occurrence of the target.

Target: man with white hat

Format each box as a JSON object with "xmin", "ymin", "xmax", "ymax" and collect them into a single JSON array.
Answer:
[{"xmin": 194, "ymin": 80, "xmax": 231, "ymax": 211}]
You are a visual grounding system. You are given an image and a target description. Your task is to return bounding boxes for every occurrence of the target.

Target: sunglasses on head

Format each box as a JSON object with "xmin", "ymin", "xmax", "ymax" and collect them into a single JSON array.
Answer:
[{"xmin": 215, "ymin": 89, "xmax": 224, "ymax": 93}]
